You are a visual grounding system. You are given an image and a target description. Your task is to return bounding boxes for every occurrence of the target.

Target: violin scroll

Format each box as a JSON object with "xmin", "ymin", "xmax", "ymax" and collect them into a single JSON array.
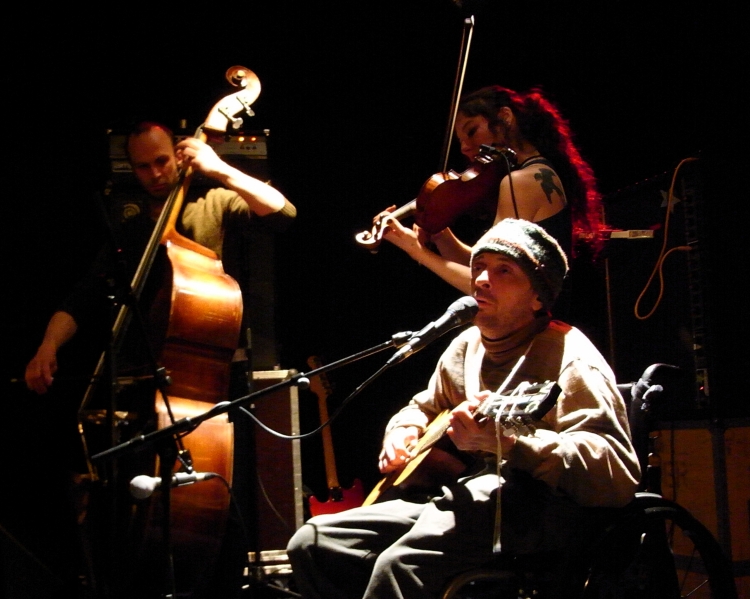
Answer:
[{"xmin": 354, "ymin": 201, "xmax": 417, "ymax": 253}]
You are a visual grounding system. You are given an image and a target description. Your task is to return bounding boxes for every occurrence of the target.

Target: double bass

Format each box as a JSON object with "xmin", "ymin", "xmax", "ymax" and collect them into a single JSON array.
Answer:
[{"xmin": 78, "ymin": 67, "xmax": 261, "ymax": 597}]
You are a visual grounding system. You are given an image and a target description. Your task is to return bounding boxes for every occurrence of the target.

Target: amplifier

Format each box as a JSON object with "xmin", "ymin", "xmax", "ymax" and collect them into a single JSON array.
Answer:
[
  {"xmin": 248, "ymin": 370, "xmax": 304, "ymax": 552},
  {"xmin": 107, "ymin": 131, "xmax": 270, "ymax": 183},
  {"xmin": 657, "ymin": 419, "xmax": 750, "ymax": 597}
]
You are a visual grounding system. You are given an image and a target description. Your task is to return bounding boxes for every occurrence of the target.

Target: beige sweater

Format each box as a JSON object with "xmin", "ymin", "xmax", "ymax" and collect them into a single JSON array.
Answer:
[{"xmin": 385, "ymin": 319, "xmax": 640, "ymax": 508}]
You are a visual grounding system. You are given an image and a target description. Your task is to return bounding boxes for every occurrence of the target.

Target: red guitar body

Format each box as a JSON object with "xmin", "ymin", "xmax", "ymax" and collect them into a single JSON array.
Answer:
[
  {"xmin": 309, "ymin": 479, "xmax": 365, "ymax": 516},
  {"xmin": 306, "ymin": 356, "xmax": 365, "ymax": 517}
]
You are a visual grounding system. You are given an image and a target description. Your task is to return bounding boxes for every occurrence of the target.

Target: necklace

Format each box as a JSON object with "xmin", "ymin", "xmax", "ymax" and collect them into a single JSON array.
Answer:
[{"xmin": 518, "ymin": 154, "xmax": 542, "ymax": 167}]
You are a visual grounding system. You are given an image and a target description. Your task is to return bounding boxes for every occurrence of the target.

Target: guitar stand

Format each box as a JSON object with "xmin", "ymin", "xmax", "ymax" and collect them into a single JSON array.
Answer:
[
  {"xmin": 155, "ymin": 438, "xmax": 179, "ymax": 599},
  {"xmin": 244, "ymin": 553, "xmax": 301, "ymax": 598}
]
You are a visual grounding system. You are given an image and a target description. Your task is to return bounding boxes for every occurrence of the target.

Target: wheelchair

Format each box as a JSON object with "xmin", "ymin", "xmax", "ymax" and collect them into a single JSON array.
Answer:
[{"xmin": 440, "ymin": 364, "xmax": 739, "ymax": 599}]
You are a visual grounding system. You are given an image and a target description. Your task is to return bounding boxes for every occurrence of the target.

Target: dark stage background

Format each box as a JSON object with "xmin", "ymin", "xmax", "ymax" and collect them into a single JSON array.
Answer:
[{"xmin": 2, "ymin": 1, "xmax": 743, "ymax": 594}]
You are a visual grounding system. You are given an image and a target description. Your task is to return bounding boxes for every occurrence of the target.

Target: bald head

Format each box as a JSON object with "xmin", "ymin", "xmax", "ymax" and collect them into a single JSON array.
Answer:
[{"xmin": 127, "ymin": 124, "xmax": 179, "ymax": 199}]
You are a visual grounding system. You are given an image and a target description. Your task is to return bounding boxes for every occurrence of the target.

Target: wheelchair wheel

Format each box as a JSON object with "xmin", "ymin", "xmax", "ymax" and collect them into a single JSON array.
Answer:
[
  {"xmin": 582, "ymin": 493, "xmax": 737, "ymax": 599},
  {"xmin": 441, "ymin": 552, "xmax": 585, "ymax": 599},
  {"xmin": 441, "ymin": 493, "xmax": 737, "ymax": 599},
  {"xmin": 441, "ymin": 563, "xmax": 553, "ymax": 599}
]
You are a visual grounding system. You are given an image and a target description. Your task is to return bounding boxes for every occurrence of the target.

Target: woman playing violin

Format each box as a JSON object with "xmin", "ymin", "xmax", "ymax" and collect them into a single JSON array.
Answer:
[{"xmin": 383, "ymin": 86, "xmax": 601, "ymax": 302}]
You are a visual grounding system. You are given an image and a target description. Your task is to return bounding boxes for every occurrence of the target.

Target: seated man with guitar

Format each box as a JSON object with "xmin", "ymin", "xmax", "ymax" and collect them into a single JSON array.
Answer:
[{"xmin": 287, "ymin": 219, "xmax": 640, "ymax": 599}]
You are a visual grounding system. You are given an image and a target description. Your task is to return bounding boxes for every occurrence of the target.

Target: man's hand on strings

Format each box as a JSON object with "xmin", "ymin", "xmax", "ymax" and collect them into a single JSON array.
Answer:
[
  {"xmin": 175, "ymin": 138, "xmax": 227, "ymax": 180},
  {"xmin": 378, "ymin": 426, "xmax": 420, "ymax": 473},
  {"xmin": 447, "ymin": 392, "xmax": 516, "ymax": 455}
]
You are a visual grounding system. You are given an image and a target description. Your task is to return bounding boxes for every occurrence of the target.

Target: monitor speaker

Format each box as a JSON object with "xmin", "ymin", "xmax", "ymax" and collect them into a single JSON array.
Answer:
[
  {"xmin": 247, "ymin": 370, "xmax": 304, "ymax": 553},
  {"xmin": 602, "ymin": 160, "xmax": 709, "ymax": 415}
]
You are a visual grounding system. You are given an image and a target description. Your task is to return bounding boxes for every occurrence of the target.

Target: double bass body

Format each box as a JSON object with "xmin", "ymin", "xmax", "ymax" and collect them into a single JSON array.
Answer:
[{"xmin": 148, "ymin": 240, "xmax": 241, "ymax": 584}]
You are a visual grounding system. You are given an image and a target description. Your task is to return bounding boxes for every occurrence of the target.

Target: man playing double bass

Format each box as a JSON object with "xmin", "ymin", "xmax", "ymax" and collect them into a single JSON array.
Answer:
[
  {"xmin": 25, "ymin": 122, "xmax": 296, "ymax": 393},
  {"xmin": 22, "ymin": 122, "xmax": 296, "ymax": 598}
]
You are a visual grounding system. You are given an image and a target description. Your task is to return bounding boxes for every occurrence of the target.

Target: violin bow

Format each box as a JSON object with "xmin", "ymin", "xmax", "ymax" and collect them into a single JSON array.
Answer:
[{"xmin": 439, "ymin": 15, "xmax": 474, "ymax": 172}]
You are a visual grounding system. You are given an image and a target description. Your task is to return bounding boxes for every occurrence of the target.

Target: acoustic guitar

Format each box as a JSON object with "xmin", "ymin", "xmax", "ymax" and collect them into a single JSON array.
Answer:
[
  {"xmin": 363, "ymin": 380, "xmax": 561, "ymax": 506},
  {"xmin": 307, "ymin": 356, "xmax": 365, "ymax": 516}
]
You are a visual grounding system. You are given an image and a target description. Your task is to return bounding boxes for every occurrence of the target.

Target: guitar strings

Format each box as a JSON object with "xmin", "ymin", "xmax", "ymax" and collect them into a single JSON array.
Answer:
[{"xmin": 492, "ymin": 338, "xmax": 537, "ymax": 553}]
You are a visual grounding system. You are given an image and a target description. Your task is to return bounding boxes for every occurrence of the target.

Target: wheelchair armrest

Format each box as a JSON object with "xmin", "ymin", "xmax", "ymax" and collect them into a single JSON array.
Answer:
[{"xmin": 624, "ymin": 364, "xmax": 680, "ymax": 491}]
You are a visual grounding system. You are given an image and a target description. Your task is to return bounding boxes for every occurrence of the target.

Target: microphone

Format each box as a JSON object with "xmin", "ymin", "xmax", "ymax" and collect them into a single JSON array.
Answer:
[
  {"xmin": 387, "ymin": 296, "xmax": 478, "ymax": 366},
  {"xmin": 129, "ymin": 471, "xmax": 219, "ymax": 500}
]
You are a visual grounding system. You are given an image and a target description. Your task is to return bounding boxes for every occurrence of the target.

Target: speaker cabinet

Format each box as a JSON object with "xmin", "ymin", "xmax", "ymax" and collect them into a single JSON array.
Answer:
[
  {"xmin": 602, "ymin": 161, "xmax": 711, "ymax": 414},
  {"xmin": 656, "ymin": 419, "xmax": 750, "ymax": 596},
  {"xmin": 248, "ymin": 370, "xmax": 304, "ymax": 552}
]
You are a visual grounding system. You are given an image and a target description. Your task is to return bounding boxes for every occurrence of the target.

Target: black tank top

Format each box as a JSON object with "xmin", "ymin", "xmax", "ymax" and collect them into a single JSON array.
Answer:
[
  {"xmin": 515, "ymin": 156, "xmax": 573, "ymax": 320},
  {"xmin": 514, "ymin": 156, "xmax": 572, "ymax": 259}
]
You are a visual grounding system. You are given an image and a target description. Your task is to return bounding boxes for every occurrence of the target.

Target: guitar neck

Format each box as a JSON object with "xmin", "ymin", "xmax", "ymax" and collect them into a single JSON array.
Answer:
[
  {"xmin": 413, "ymin": 410, "xmax": 452, "ymax": 454},
  {"xmin": 308, "ymin": 357, "xmax": 342, "ymax": 491},
  {"xmin": 317, "ymin": 395, "xmax": 341, "ymax": 490}
]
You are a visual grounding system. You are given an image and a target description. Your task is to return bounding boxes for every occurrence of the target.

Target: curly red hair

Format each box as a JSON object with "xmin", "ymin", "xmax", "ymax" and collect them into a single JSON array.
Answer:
[{"xmin": 459, "ymin": 86, "xmax": 603, "ymax": 252}]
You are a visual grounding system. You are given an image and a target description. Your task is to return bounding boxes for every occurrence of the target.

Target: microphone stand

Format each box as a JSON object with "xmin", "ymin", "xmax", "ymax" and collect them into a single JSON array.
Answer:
[
  {"xmin": 93, "ymin": 331, "xmax": 413, "ymax": 464},
  {"xmin": 157, "ymin": 436, "xmax": 178, "ymax": 599},
  {"xmin": 91, "ymin": 331, "xmax": 413, "ymax": 597},
  {"xmin": 77, "ymin": 190, "xmax": 198, "ymax": 599}
]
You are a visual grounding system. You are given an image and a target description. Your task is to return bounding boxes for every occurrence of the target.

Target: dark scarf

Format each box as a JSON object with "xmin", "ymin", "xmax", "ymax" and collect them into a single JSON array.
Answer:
[{"xmin": 479, "ymin": 315, "xmax": 550, "ymax": 392}]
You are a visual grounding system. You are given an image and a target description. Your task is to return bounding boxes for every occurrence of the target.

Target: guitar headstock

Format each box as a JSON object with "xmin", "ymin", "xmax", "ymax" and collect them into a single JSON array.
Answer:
[
  {"xmin": 478, "ymin": 380, "xmax": 561, "ymax": 437},
  {"xmin": 307, "ymin": 356, "xmax": 334, "ymax": 402}
]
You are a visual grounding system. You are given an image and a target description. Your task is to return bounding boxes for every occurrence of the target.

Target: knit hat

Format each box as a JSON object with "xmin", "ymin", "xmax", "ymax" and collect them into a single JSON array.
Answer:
[{"xmin": 470, "ymin": 219, "xmax": 569, "ymax": 310}]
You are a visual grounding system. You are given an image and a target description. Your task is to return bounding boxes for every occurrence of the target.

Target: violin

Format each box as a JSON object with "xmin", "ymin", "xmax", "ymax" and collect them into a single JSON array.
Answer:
[{"xmin": 355, "ymin": 144, "xmax": 517, "ymax": 251}]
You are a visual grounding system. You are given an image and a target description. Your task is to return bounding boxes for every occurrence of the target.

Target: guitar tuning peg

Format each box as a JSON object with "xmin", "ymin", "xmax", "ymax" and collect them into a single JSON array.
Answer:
[{"xmin": 504, "ymin": 418, "xmax": 535, "ymax": 437}]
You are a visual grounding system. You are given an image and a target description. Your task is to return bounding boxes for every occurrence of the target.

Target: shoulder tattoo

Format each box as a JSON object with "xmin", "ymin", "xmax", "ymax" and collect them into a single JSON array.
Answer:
[{"xmin": 533, "ymin": 168, "xmax": 564, "ymax": 204}]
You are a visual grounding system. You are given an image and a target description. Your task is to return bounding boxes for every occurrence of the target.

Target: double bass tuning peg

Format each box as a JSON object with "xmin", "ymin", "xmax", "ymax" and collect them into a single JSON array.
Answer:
[{"xmin": 205, "ymin": 66, "xmax": 262, "ymax": 135}]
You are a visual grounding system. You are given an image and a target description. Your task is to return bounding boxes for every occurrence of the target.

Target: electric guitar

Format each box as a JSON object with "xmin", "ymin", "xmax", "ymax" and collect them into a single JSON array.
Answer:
[
  {"xmin": 363, "ymin": 380, "xmax": 561, "ymax": 506},
  {"xmin": 307, "ymin": 356, "xmax": 365, "ymax": 516}
]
